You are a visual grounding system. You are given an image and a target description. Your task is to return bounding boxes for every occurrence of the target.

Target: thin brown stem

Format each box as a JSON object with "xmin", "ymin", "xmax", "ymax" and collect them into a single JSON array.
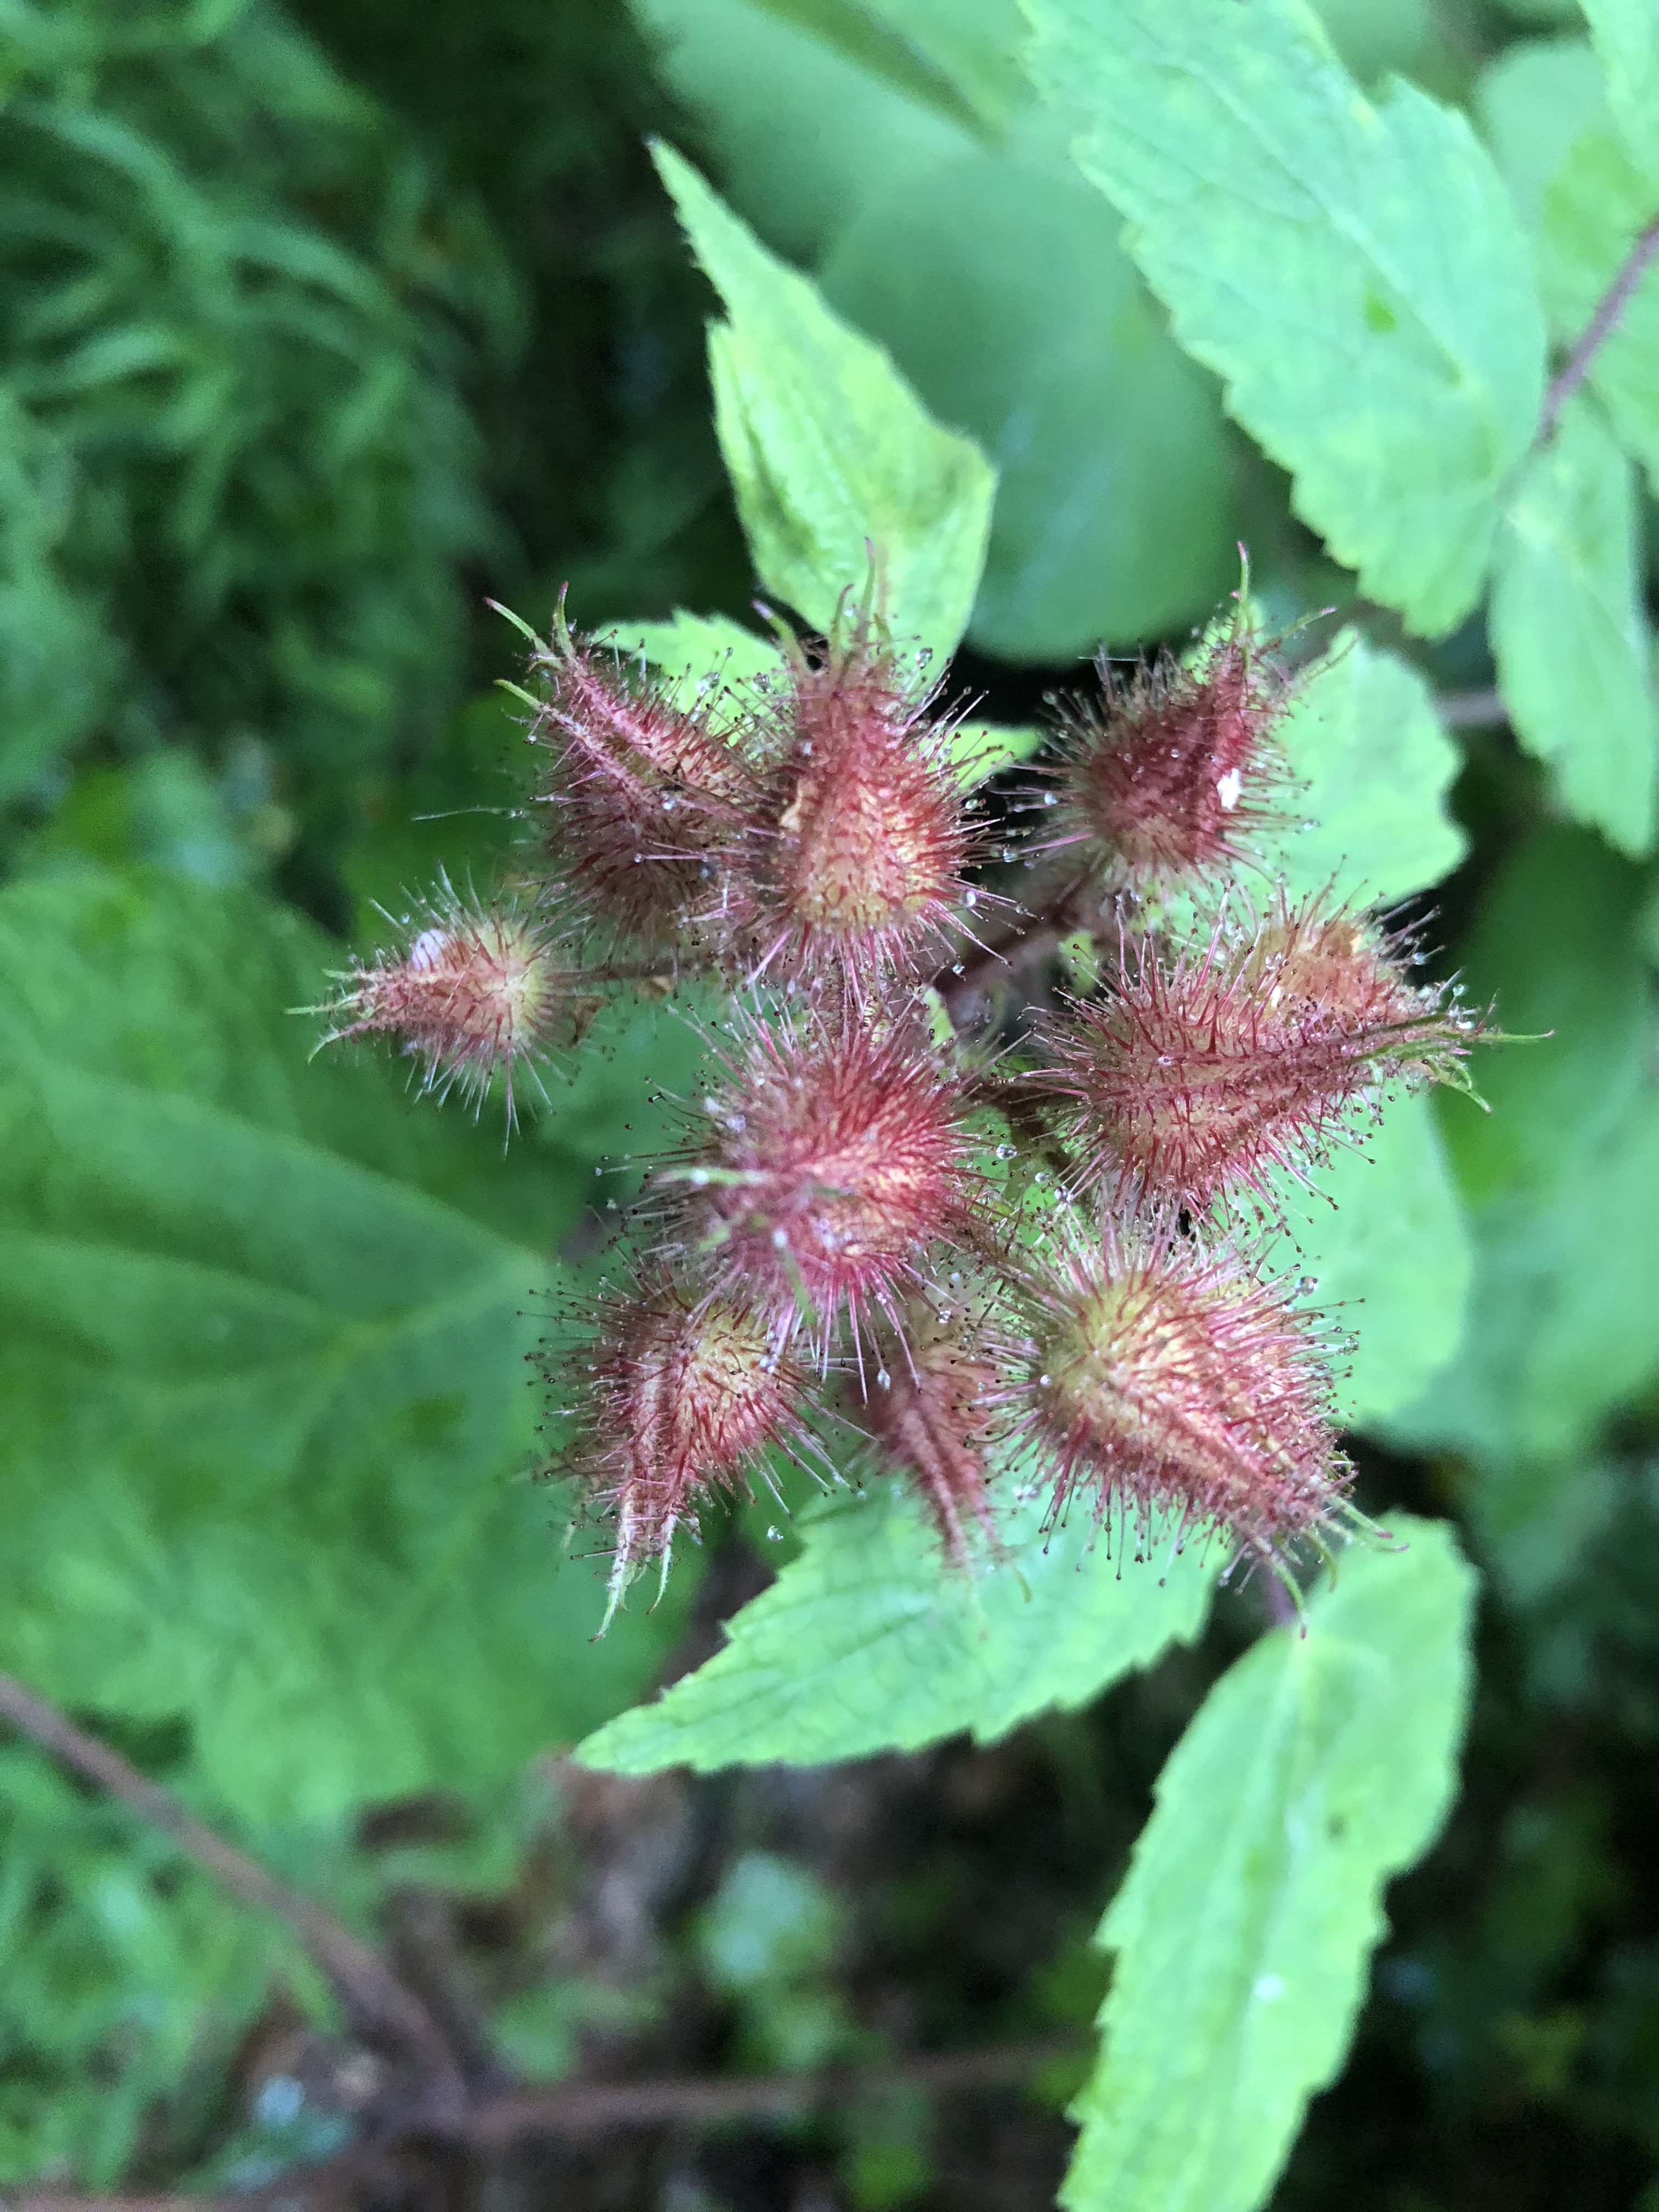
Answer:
[
  {"xmin": 936, "ymin": 871, "xmax": 1086, "ymax": 1016},
  {"xmin": 0, "ymin": 1672, "xmax": 464, "ymax": 2114},
  {"xmin": 1539, "ymin": 215, "xmax": 1659, "ymax": 443},
  {"xmin": 466, "ymin": 2034, "xmax": 1079, "ymax": 2144}
]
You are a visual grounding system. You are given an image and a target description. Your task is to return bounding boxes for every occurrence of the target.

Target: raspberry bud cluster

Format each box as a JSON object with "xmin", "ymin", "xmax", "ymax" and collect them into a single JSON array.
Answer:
[{"xmin": 318, "ymin": 581, "xmax": 1483, "ymax": 1616}]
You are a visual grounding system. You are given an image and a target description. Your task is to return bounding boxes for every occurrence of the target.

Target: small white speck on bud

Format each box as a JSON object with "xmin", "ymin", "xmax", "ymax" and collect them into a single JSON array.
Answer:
[{"xmin": 1216, "ymin": 768, "xmax": 1243, "ymax": 811}]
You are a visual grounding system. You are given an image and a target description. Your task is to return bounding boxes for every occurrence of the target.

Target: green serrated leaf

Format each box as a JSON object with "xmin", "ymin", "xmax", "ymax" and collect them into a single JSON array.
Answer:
[
  {"xmin": 1537, "ymin": 120, "xmax": 1659, "ymax": 493},
  {"xmin": 820, "ymin": 129, "xmax": 1237, "ymax": 658},
  {"xmin": 1491, "ymin": 398, "xmax": 1657, "ymax": 857},
  {"xmin": 1385, "ymin": 828, "xmax": 1659, "ymax": 1463},
  {"xmin": 1580, "ymin": 0, "xmax": 1659, "ymax": 175},
  {"xmin": 1062, "ymin": 1519, "xmax": 1476, "ymax": 2212},
  {"xmin": 576, "ymin": 1482, "xmax": 1220, "ymax": 1774},
  {"xmin": 600, "ymin": 608, "xmax": 1033, "ymax": 787},
  {"xmin": 600, "ymin": 610, "xmax": 786, "ymax": 694},
  {"xmin": 1263, "ymin": 627, "xmax": 1468, "ymax": 906},
  {"xmin": 1476, "ymin": 35, "xmax": 1606, "ymax": 237},
  {"xmin": 1024, "ymin": 0, "xmax": 1546, "ymax": 635},
  {"xmin": 1265, "ymin": 1093, "xmax": 1472, "ymax": 1430},
  {"xmin": 746, "ymin": 0, "xmax": 1027, "ymax": 137},
  {"xmin": 0, "ymin": 867, "xmax": 692, "ymax": 1833},
  {"xmin": 652, "ymin": 142, "xmax": 996, "ymax": 660},
  {"xmin": 950, "ymin": 718, "xmax": 1045, "ymax": 783}
]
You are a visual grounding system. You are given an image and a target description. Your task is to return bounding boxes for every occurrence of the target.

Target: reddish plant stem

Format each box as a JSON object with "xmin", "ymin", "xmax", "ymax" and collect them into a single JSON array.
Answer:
[
  {"xmin": 1539, "ymin": 215, "xmax": 1659, "ymax": 443},
  {"xmin": 0, "ymin": 1671, "xmax": 464, "ymax": 2113}
]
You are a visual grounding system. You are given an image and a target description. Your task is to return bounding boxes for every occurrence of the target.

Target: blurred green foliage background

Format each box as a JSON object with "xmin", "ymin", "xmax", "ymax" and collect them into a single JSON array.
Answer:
[{"xmin": 3, "ymin": 2, "xmax": 1659, "ymax": 2207}]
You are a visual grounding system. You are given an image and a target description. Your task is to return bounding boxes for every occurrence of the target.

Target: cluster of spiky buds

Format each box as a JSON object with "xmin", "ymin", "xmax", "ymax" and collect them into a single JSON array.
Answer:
[
  {"xmin": 315, "ymin": 881, "xmax": 576, "ymax": 1122},
  {"xmin": 662, "ymin": 1010, "xmax": 981, "ymax": 1369},
  {"xmin": 1028, "ymin": 895, "xmax": 1479, "ymax": 1218},
  {"xmin": 1044, "ymin": 598, "xmax": 1289, "ymax": 895},
  {"xmin": 525, "ymin": 599, "xmax": 759, "ymax": 956},
  {"xmin": 733, "ymin": 605, "xmax": 979, "ymax": 995},
  {"xmin": 565, "ymin": 1268, "xmax": 816, "ymax": 1627},
  {"xmin": 316, "ymin": 571, "xmax": 1488, "ymax": 1617},
  {"xmin": 1013, "ymin": 1219, "xmax": 1350, "ymax": 1573}
]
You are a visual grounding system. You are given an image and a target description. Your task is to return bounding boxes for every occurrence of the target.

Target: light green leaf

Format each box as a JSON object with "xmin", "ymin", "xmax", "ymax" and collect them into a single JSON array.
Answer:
[
  {"xmin": 601, "ymin": 610, "xmax": 785, "ymax": 692},
  {"xmin": 1580, "ymin": 0, "xmax": 1659, "ymax": 174},
  {"xmin": 599, "ymin": 610, "xmax": 786, "ymax": 735},
  {"xmin": 747, "ymin": 0, "xmax": 1028, "ymax": 137},
  {"xmin": 634, "ymin": 0, "xmax": 974, "ymax": 262},
  {"xmin": 1385, "ymin": 827, "xmax": 1659, "ymax": 1463},
  {"xmin": 1265, "ymin": 1093, "xmax": 1472, "ymax": 1430},
  {"xmin": 653, "ymin": 142, "xmax": 996, "ymax": 659},
  {"xmin": 1538, "ymin": 121, "xmax": 1659, "ymax": 490},
  {"xmin": 0, "ymin": 867, "xmax": 693, "ymax": 1834},
  {"xmin": 820, "ymin": 129, "xmax": 1236, "ymax": 658},
  {"xmin": 1391, "ymin": 1095, "xmax": 1659, "ymax": 1464},
  {"xmin": 1491, "ymin": 397, "xmax": 1657, "ymax": 856},
  {"xmin": 950, "ymin": 718, "xmax": 1045, "ymax": 783},
  {"xmin": 640, "ymin": 0, "xmax": 1234, "ymax": 657},
  {"xmin": 576, "ymin": 1482, "xmax": 1220, "ymax": 1774},
  {"xmin": 1062, "ymin": 1519, "xmax": 1476, "ymax": 2212},
  {"xmin": 1024, "ymin": 0, "xmax": 1546, "ymax": 635},
  {"xmin": 1476, "ymin": 36, "xmax": 1606, "ymax": 236},
  {"xmin": 1263, "ymin": 628, "xmax": 1468, "ymax": 906},
  {"xmin": 602, "ymin": 609, "xmax": 1035, "ymax": 787}
]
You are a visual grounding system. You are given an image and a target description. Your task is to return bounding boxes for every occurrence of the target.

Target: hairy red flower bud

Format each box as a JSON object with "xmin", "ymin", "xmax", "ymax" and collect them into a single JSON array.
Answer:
[
  {"xmin": 566, "ymin": 1272, "xmax": 812, "ymax": 1627},
  {"xmin": 525, "ymin": 601, "xmax": 755, "ymax": 950},
  {"xmin": 1046, "ymin": 604, "xmax": 1288, "ymax": 890},
  {"xmin": 1030, "ymin": 895, "xmax": 1480, "ymax": 1216},
  {"xmin": 864, "ymin": 1297, "xmax": 1007, "ymax": 1571},
  {"xmin": 667, "ymin": 1012, "xmax": 980, "ymax": 1370},
  {"xmin": 730, "ymin": 600, "xmax": 977, "ymax": 994},
  {"xmin": 318, "ymin": 885, "xmax": 573, "ymax": 1120},
  {"xmin": 1015, "ymin": 1220, "xmax": 1350, "ymax": 1570}
]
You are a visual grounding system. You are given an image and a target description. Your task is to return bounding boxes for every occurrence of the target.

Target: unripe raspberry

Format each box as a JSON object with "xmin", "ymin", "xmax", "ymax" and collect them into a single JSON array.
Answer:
[
  {"xmin": 669, "ymin": 1011, "xmax": 980, "ymax": 1369},
  {"xmin": 1015, "ymin": 1220, "xmax": 1349, "ymax": 1570},
  {"xmin": 526, "ymin": 601, "xmax": 755, "ymax": 951},
  {"xmin": 864, "ymin": 1297, "xmax": 1007, "ymax": 1571},
  {"xmin": 1047, "ymin": 605, "xmax": 1288, "ymax": 891},
  {"xmin": 730, "ymin": 600, "xmax": 977, "ymax": 994},
  {"xmin": 318, "ymin": 886, "xmax": 573, "ymax": 1121},
  {"xmin": 1030, "ymin": 894, "xmax": 1480, "ymax": 1217},
  {"xmin": 565, "ymin": 1272, "xmax": 812, "ymax": 1626}
]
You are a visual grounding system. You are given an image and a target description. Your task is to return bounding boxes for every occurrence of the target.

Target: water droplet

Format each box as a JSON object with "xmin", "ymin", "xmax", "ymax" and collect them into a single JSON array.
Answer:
[
  {"xmin": 771, "ymin": 1227, "xmax": 789, "ymax": 1248},
  {"xmin": 875, "ymin": 1368, "xmax": 891, "ymax": 1390},
  {"xmin": 1039, "ymin": 1372, "xmax": 1052, "ymax": 1386},
  {"xmin": 690, "ymin": 1168, "xmax": 710, "ymax": 1187},
  {"xmin": 765, "ymin": 1525, "xmax": 783, "ymax": 1542}
]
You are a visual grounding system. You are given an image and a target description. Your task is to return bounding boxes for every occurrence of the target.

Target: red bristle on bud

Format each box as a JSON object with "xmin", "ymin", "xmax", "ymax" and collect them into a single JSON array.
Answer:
[
  {"xmin": 318, "ymin": 887, "xmax": 572, "ymax": 1120},
  {"xmin": 732, "ymin": 597, "xmax": 975, "ymax": 992},
  {"xmin": 1030, "ymin": 894, "xmax": 1481, "ymax": 1216},
  {"xmin": 1016, "ymin": 1219, "xmax": 1350, "ymax": 1569},
  {"xmin": 569, "ymin": 1273, "xmax": 811, "ymax": 1627},
  {"xmin": 865, "ymin": 1299, "xmax": 1007, "ymax": 1572},
  {"xmin": 1047, "ymin": 603, "xmax": 1288, "ymax": 890},
  {"xmin": 527, "ymin": 602, "xmax": 755, "ymax": 950},
  {"xmin": 670, "ymin": 1012, "xmax": 979, "ymax": 1368}
]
